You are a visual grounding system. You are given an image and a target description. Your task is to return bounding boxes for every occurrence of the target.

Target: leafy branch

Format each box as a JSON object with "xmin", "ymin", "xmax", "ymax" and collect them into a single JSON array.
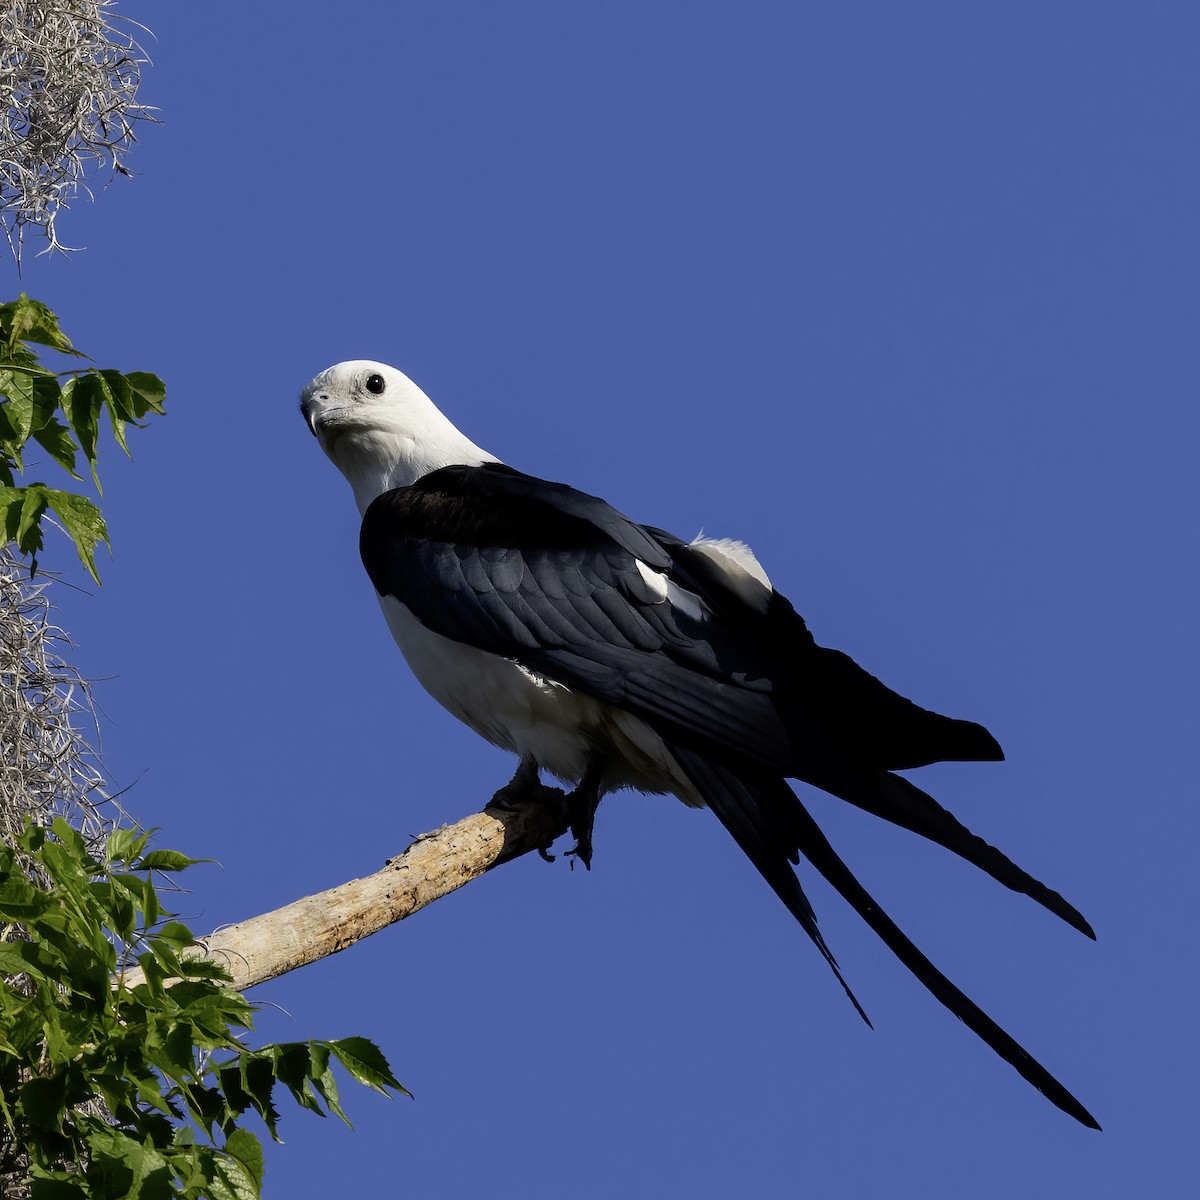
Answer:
[
  {"xmin": 0, "ymin": 818, "xmax": 406, "ymax": 1200},
  {"xmin": 1, "ymin": 303, "xmax": 408, "ymax": 1196},
  {"xmin": 0, "ymin": 295, "xmax": 165, "ymax": 583}
]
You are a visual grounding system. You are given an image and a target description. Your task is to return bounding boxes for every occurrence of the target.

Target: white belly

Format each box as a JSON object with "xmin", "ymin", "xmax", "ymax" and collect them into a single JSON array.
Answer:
[{"xmin": 377, "ymin": 595, "xmax": 700, "ymax": 804}]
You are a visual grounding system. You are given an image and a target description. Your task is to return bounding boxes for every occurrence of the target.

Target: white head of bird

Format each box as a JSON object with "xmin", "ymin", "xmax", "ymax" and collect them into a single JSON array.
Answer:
[{"xmin": 300, "ymin": 360, "xmax": 496, "ymax": 513}]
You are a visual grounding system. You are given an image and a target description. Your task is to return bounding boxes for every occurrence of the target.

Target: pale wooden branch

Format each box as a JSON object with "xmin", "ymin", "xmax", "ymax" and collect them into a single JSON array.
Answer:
[{"xmin": 121, "ymin": 792, "xmax": 570, "ymax": 992}]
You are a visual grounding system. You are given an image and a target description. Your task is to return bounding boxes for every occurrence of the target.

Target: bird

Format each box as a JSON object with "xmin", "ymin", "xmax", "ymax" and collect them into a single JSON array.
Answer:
[{"xmin": 300, "ymin": 359, "xmax": 1098, "ymax": 1129}]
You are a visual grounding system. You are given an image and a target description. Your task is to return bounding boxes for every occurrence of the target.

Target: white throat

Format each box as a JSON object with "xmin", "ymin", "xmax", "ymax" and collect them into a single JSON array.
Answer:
[{"xmin": 332, "ymin": 422, "xmax": 498, "ymax": 515}]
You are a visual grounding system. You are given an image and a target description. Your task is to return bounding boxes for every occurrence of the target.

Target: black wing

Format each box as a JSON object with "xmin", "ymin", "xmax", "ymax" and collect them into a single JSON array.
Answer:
[
  {"xmin": 361, "ymin": 462, "xmax": 798, "ymax": 775},
  {"xmin": 363, "ymin": 464, "xmax": 994, "ymax": 772}
]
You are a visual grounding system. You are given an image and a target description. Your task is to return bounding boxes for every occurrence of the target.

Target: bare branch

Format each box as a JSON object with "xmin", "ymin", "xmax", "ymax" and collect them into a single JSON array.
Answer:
[{"xmin": 121, "ymin": 795, "xmax": 572, "ymax": 992}]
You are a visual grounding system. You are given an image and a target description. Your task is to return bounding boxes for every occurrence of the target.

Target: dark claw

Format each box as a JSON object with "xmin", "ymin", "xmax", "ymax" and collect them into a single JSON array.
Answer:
[
  {"xmin": 565, "ymin": 787, "xmax": 599, "ymax": 870},
  {"xmin": 564, "ymin": 842, "xmax": 592, "ymax": 871}
]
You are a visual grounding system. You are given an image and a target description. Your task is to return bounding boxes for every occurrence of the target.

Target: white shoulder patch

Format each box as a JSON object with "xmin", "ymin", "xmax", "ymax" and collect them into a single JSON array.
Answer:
[
  {"xmin": 633, "ymin": 558, "xmax": 705, "ymax": 622},
  {"xmin": 633, "ymin": 558, "xmax": 670, "ymax": 602},
  {"xmin": 688, "ymin": 535, "xmax": 773, "ymax": 614}
]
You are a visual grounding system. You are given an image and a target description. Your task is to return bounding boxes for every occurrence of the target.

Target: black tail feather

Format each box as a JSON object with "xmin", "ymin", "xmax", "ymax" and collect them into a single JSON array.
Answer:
[
  {"xmin": 797, "ymin": 647, "xmax": 1006, "ymax": 769},
  {"xmin": 809, "ymin": 770, "xmax": 1096, "ymax": 939},
  {"xmin": 781, "ymin": 779, "xmax": 1101, "ymax": 1129},
  {"xmin": 674, "ymin": 749, "xmax": 872, "ymax": 1028},
  {"xmin": 669, "ymin": 746, "xmax": 1100, "ymax": 1130}
]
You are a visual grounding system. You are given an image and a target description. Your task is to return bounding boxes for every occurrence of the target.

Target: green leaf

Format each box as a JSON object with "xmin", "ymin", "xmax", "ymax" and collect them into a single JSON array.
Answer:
[
  {"xmin": 134, "ymin": 946, "xmax": 173, "ymax": 994},
  {"xmin": 0, "ymin": 938, "xmax": 47, "ymax": 980},
  {"xmin": 329, "ymin": 1037, "xmax": 406, "ymax": 1095},
  {"xmin": 83, "ymin": 1122, "xmax": 175, "ymax": 1200},
  {"xmin": 62, "ymin": 374, "xmax": 105, "ymax": 486},
  {"xmin": 0, "ymin": 483, "xmax": 49, "ymax": 555},
  {"xmin": 223, "ymin": 1128, "xmax": 264, "ymax": 1191},
  {"xmin": 30, "ymin": 415, "xmax": 79, "ymax": 476},
  {"xmin": 106, "ymin": 874, "xmax": 154, "ymax": 938},
  {"xmin": 164, "ymin": 983, "xmax": 254, "ymax": 1045},
  {"xmin": 28, "ymin": 372, "xmax": 63, "ymax": 430},
  {"xmin": 28, "ymin": 1172, "xmax": 89, "ymax": 1199},
  {"xmin": 270, "ymin": 1043, "xmax": 325, "ymax": 1116},
  {"xmin": 0, "ymin": 483, "xmax": 51, "ymax": 558},
  {"xmin": 49, "ymin": 816, "xmax": 89, "ymax": 856},
  {"xmin": 0, "ymin": 884, "xmax": 54, "ymax": 923},
  {"xmin": 154, "ymin": 921, "xmax": 199, "ymax": 951},
  {"xmin": 306, "ymin": 1043, "xmax": 349, "ymax": 1125},
  {"xmin": 96, "ymin": 369, "xmax": 136, "ymax": 456},
  {"xmin": 177, "ymin": 1080, "xmax": 229, "ymax": 1138},
  {"xmin": 98, "ymin": 369, "xmax": 138, "ymax": 420},
  {"xmin": 136, "ymin": 849, "xmax": 207, "ymax": 873},
  {"xmin": 237, "ymin": 1055, "xmax": 282, "ymax": 1140},
  {"xmin": 148, "ymin": 1021, "xmax": 198, "ymax": 1078},
  {"xmin": 16, "ymin": 486, "xmax": 49, "ymax": 548},
  {"xmin": 107, "ymin": 825, "xmax": 154, "ymax": 865},
  {"xmin": 174, "ymin": 957, "xmax": 234, "ymax": 982},
  {"xmin": 0, "ymin": 367, "xmax": 36, "ymax": 454},
  {"xmin": 125, "ymin": 371, "xmax": 167, "ymax": 417},
  {"xmin": 19, "ymin": 1073, "xmax": 69, "ymax": 1132},
  {"xmin": 0, "ymin": 295, "xmax": 83, "ymax": 357},
  {"xmin": 43, "ymin": 488, "xmax": 109, "ymax": 584},
  {"xmin": 17, "ymin": 488, "xmax": 49, "ymax": 551},
  {"xmin": 0, "ymin": 484, "xmax": 26, "ymax": 545},
  {"xmin": 203, "ymin": 1152, "xmax": 261, "ymax": 1200},
  {"xmin": 40, "ymin": 1014, "xmax": 88, "ymax": 1068}
]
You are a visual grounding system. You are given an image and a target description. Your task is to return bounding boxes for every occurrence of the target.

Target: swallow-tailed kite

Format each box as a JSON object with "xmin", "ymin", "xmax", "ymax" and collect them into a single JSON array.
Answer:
[{"xmin": 300, "ymin": 359, "xmax": 1097, "ymax": 1128}]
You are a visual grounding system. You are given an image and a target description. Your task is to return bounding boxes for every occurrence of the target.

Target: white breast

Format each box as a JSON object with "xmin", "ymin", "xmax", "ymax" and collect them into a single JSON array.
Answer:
[{"xmin": 376, "ymin": 595, "xmax": 699, "ymax": 804}]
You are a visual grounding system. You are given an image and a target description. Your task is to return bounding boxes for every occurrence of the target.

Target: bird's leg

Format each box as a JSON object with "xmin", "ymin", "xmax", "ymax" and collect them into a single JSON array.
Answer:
[
  {"xmin": 489, "ymin": 756, "xmax": 568, "ymax": 862},
  {"xmin": 488, "ymin": 756, "xmax": 544, "ymax": 811},
  {"xmin": 564, "ymin": 758, "xmax": 608, "ymax": 871}
]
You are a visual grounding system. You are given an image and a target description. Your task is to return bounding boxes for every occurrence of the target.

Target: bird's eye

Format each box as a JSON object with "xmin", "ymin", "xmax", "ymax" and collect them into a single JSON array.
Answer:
[{"xmin": 365, "ymin": 373, "xmax": 386, "ymax": 395}]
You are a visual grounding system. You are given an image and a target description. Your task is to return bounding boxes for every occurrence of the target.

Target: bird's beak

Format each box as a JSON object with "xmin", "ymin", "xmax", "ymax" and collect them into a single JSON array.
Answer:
[
  {"xmin": 300, "ymin": 396, "xmax": 320, "ymax": 437},
  {"xmin": 300, "ymin": 390, "xmax": 350, "ymax": 457}
]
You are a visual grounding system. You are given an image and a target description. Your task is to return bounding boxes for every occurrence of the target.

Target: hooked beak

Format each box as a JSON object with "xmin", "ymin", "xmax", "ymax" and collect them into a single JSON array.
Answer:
[
  {"xmin": 300, "ymin": 388, "xmax": 352, "ymax": 456},
  {"xmin": 300, "ymin": 395, "xmax": 320, "ymax": 437}
]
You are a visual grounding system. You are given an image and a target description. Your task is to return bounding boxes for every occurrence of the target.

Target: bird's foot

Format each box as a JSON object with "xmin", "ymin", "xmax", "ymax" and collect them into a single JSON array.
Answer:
[
  {"xmin": 486, "ymin": 758, "xmax": 571, "ymax": 863},
  {"xmin": 564, "ymin": 840, "xmax": 592, "ymax": 871},
  {"xmin": 488, "ymin": 783, "xmax": 527, "ymax": 812},
  {"xmin": 563, "ymin": 787, "xmax": 601, "ymax": 871},
  {"xmin": 487, "ymin": 758, "xmax": 546, "ymax": 812}
]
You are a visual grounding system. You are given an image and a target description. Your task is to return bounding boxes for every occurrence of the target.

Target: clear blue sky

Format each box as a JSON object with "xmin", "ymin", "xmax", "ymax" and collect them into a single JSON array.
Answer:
[{"xmin": 17, "ymin": 3, "xmax": 1198, "ymax": 1195}]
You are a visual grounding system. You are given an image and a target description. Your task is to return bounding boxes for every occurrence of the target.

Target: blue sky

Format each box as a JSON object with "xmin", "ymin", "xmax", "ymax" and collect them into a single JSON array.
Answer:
[{"xmin": 14, "ymin": 2, "xmax": 1199, "ymax": 1195}]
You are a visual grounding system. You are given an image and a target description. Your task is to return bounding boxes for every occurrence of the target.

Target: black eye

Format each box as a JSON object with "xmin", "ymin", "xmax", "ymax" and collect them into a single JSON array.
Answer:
[{"xmin": 365, "ymin": 373, "xmax": 385, "ymax": 395}]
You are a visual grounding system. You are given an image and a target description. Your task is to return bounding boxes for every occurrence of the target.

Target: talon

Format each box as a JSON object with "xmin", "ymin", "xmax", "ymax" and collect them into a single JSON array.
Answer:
[
  {"xmin": 565, "ymin": 844, "xmax": 592, "ymax": 871},
  {"xmin": 563, "ymin": 758, "xmax": 606, "ymax": 872}
]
